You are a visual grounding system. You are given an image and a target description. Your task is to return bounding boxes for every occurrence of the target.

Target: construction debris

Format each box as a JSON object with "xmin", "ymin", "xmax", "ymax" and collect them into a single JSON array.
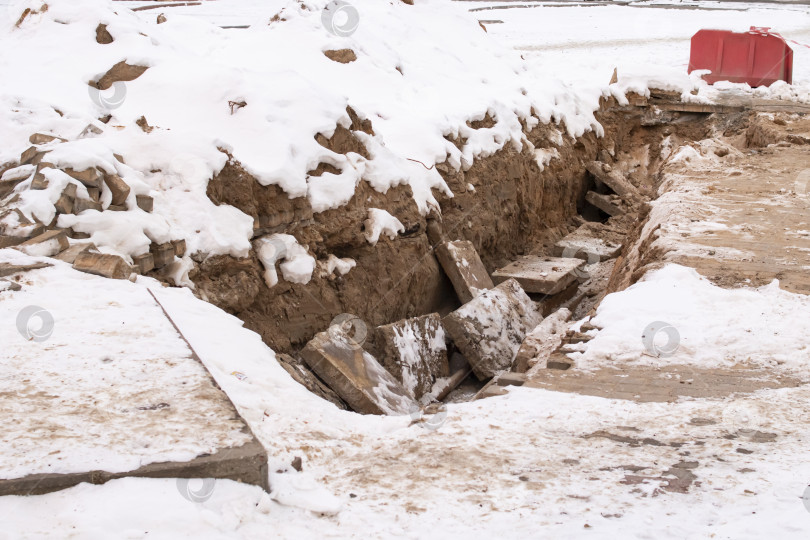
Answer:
[
  {"xmin": 54, "ymin": 242, "xmax": 95, "ymax": 264},
  {"xmin": 136, "ymin": 194, "xmax": 154, "ymax": 213},
  {"xmin": 16, "ymin": 229, "xmax": 69, "ymax": 257},
  {"xmin": 132, "ymin": 253, "xmax": 155, "ymax": 274},
  {"xmin": 300, "ymin": 329, "xmax": 416, "ymax": 415},
  {"xmin": 103, "ymin": 174, "xmax": 131, "ymax": 206},
  {"xmin": 585, "ymin": 161, "xmax": 644, "ymax": 204},
  {"xmin": 0, "ymin": 261, "xmax": 51, "ymax": 278},
  {"xmin": 276, "ymin": 353, "xmax": 347, "ymax": 410},
  {"xmin": 150, "ymin": 242, "xmax": 175, "ymax": 268},
  {"xmin": 492, "ymin": 255, "xmax": 585, "ymax": 295},
  {"xmin": 72, "ymin": 251, "xmax": 132, "ymax": 280},
  {"xmin": 553, "ymin": 222, "xmax": 624, "ymax": 262},
  {"xmin": 513, "ymin": 308, "xmax": 572, "ymax": 373},
  {"xmin": 585, "ymin": 191, "xmax": 625, "ymax": 217},
  {"xmin": 443, "ymin": 278, "xmax": 542, "ymax": 380},
  {"xmin": 63, "ymin": 167, "xmax": 103, "ymax": 189},
  {"xmin": 434, "ymin": 239, "xmax": 494, "ymax": 303},
  {"xmin": 370, "ymin": 313, "xmax": 449, "ymax": 400}
]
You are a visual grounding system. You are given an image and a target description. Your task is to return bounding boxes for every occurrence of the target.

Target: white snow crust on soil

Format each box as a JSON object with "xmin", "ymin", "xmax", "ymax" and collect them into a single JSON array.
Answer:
[{"xmin": 0, "ymin": 0, "xmax": 601, "ymax": 268}]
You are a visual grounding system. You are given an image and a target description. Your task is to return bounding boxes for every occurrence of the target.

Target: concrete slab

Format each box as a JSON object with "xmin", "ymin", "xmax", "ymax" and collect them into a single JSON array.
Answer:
[
  {"xmin": 585, "ymin": 191, "xmax": 624, "ymax": 217},
  {"xmin": 434, "ymin": 240, "xmax": 494, "ymax": 303},
  {"xmin": 553, "ymin": 222, "xmax": 623, "ymax": 263},
  {"xmin": 372, "ymin": 314, "xmax": 449, "ymax": 401},
  {"xmin": 491, "ymin": 255, "xmax": 584, "ymax": 295},
  {"xmin": 301, "ymin": 330, "xmax": 416, "ymax": 415},
  {"xmin": 0, "ymin": 276, "xmax": 268, "ymax": 496},
  {"xmin": 443, "ymin": 278, "xmax": 542, "ymax": 380}
]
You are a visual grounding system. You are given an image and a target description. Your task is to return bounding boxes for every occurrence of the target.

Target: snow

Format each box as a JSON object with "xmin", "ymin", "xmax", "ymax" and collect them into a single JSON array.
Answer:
[
  {"xmin": 254, "ymin": 233, "xmax": 316, "ymax": 287},
  {"xmin": 363, "ymin": 208, "xmax": 404, "ymax": 246},
  {"xmin": 568, "ymin": 263, "xmax": 810, "ymax": 375},
  {"xmin": 0, "ymin": 249, "xmax": 253, "ymax": 481},
  {"xmin": 318, "ymin": 254, "xmax": 356, "ymax": 278}
]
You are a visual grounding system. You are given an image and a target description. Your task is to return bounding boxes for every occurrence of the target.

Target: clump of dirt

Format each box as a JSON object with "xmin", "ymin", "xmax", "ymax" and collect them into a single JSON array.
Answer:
[
  {"xmin": 323, "ymin": 49, "xmax": 357, "ymax": 64},
  {"xmin": 746, "ymin": 112, "xmax": 810, "ymax": 147}
]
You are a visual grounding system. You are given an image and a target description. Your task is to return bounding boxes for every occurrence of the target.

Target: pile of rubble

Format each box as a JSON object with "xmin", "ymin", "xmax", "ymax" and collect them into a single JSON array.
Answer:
[
  {"xmin": 0, "ymin": 133, "xmax": 185, "ymax": 281},
  {"xmin": 277, "ymin": 162, "xmax": 650, "ymax": 415}
]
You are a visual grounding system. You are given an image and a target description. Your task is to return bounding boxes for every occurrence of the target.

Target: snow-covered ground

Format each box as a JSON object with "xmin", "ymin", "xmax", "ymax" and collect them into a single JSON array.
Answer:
[
  {"xmin": 4, "ymin": 255, "xmax": 810, "ymax": 539},
  {"xmin": 465, "ymin": 0, "xmax": 810, "ymax": 103},
  {"xmin": 3, "ymin": 0, "xmax": 810, "ymax": 538}
]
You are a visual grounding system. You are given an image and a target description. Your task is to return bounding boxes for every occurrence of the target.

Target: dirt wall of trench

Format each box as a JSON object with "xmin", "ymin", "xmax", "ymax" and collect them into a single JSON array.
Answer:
[{"xmin": 198, "ymin": 112, "xmax": 606, "ymax": 354}]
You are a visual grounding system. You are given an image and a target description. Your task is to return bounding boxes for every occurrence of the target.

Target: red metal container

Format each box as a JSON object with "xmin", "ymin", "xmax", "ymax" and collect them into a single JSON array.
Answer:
[{"xmin": 688, "ymin": 27, "xmax": 793, "ymax": 87}]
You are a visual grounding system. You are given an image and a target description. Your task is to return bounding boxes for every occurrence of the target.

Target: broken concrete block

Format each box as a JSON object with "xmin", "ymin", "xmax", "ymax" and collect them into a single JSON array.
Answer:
[
  {"xmin": 586, "ymin": 191, "xmax": 624, "ymax": 217},
  {"xmin": 132, "ymin": 253, "xmax": 155, "ymax": 274},
  {"xmin": 54, "ymin": 193, "xmax": 74, "ymax": 214},
  {"xmin": 20, "ymin": 146, "xmax": 47, "ymax": 166},
  {"xmin": 28, "ymin": 133, "xmax": 66, "ymax": 145},
  {"xmin": 492, "ymin": 255, "xmax": 585, "ymax": 296},
  {"xmin": 63, "ymin": 167, "xmax": 103, "ymax": 189},
  {"xmin": 0, "ymin": 261, "xmax": 52, "ymax": 277},
  {"xmin": 0, "ymin": 235, "xmax": 26, "ymax": 249},
  {"xmin": 553, "ymin": 222, "xmax": 623, "ymax": 263},
  {"xmin": 443, "ymin": 278, "xmax": 542, "ymax": 380},
  {"xmin": 16, "ymin": 229, "xmax": 69, "ymax": 257},
  {"xmin": 372, "ymin": 314, "xmax": 449, "ymax": 400},
  {"xmin": 0, "ymin": 279, "xmax": 22, "ymax": 292},
  {"xmin": 172, "ymin": 239, "xmax": 186, "ymax": 257},
  {"xmin": 513, "ymin": 308, "xmax": 572, "ymax": 373},
  {"xmin": 55, "ymin": 242, "xmax": 95, "ymax": 264},
  {"xmin": 276, "ymin": 353, "xmax": 347, "ymax": 410},
  {"xmin": 73, "ymin": 251, "xmax": 131, "ymax": 280},
  {"xmin": 0, "ymin": 176, "xmax": 28, "ymax": 199},
  {"xmin": 30, "ymin": 173, "xmax": 48, "ymax": 190},
  {"xmin": 300, "ymin": 330, "xmax": 416, "ymax": 415},
  {"xmin": 107, "ymin": 204, "xmax": 127, "ymax": 212},
  {"xmin": 67, "ymin": 228, "xmax": 91, "ymax": 240},
  {"xmin": 73, "ymin": 198, "xmax": 102, "ymax": 214},
  {"xmin": 103, "ymin": 174, "xmax": 130, "ymax": 206},
  {"xmin": 496, "ymin": 372, "xmax": 527, "ymax": 387},
  {"xmin": 62, "ymin": 183, "xmax": 77, "ymax": 199},
  {"xmin": 86, "ymin": 187, "xmax": 100, "ymax": 202},
  {"xmin": 585, "ymin": 161, "xmax": 643, "ymax": 203},
  {"xmin": 546, "ymin": 352, "xmax": 573, "ymax": 370},
  {"xmin": 435, "ymin": 240, "xmax": 494, "ymax": 303},
  {"xmin": 150, "ymin": 242, "xmax": 175, "ymax": 268},
  {"xmin": 136, "ymin": 194, "xmax": 154, "ymax": 213}
]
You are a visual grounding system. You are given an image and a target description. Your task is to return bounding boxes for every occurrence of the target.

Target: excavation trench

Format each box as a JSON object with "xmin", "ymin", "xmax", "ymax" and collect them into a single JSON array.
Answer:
[{"xmin": 197, "ymin": 92, "xmax": 754, "ymax": 410}]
